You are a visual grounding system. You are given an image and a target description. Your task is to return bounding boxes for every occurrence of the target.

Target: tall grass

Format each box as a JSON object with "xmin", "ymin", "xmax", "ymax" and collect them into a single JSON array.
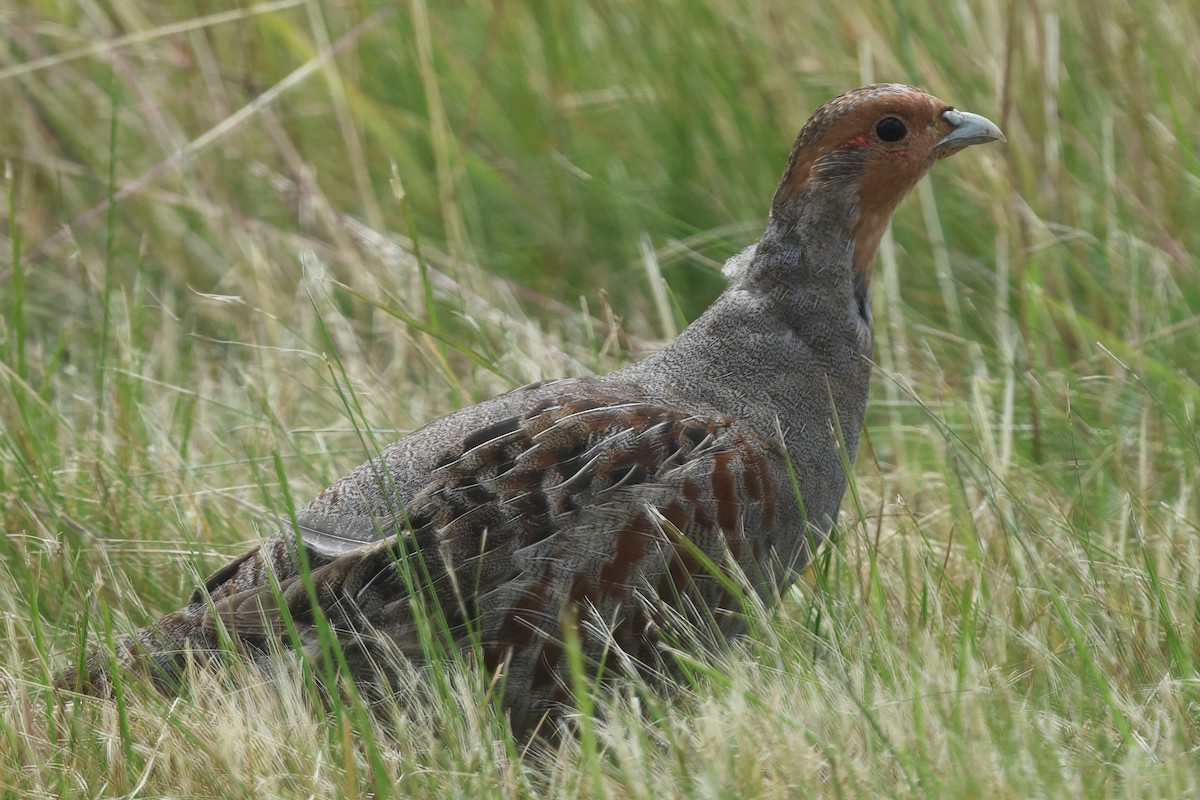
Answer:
[{"xmin": 2, "ymin": 0, "xmax": 1199, "ymax": 796}]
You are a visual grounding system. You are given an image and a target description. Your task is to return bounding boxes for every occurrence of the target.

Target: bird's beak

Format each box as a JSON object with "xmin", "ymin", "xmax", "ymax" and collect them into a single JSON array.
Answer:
[{"xmin": 935, "ymin": 109, "xmax": 1005, "ymax": 157}]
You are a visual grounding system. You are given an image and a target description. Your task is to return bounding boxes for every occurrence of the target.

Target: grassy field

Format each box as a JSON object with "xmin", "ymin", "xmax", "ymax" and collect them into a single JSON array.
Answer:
[{"xmin": 3, "ymin": 0, "xmax": 1200, "ymax": 796}]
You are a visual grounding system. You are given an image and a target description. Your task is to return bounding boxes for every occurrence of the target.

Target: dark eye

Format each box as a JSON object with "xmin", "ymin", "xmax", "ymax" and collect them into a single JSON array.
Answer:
[{"xmin": 875, "ymin": 116, "xmax": 907, "ymax": 142}]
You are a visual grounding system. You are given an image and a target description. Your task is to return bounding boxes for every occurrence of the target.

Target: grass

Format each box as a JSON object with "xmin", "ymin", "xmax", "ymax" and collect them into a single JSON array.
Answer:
[{"xmin": 2, "ymin": 0, "xmax": 1200, "ymax": 796}]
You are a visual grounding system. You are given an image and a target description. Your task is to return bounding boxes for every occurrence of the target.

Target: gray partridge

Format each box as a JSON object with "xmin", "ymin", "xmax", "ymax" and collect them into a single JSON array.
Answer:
[{"xmin": 59, "ymin": 84, "xmax": 1003, "ymax": 736}]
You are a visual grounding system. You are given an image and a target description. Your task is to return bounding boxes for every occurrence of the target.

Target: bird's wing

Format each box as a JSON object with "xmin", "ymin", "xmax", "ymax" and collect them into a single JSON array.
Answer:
[
  {"xmin": 284, "ymin": 378, "xmax": 583, "ymax": 559},
  {"xmin": 201, "ymin": 392, "xmax": 785, "ymax": 660}
]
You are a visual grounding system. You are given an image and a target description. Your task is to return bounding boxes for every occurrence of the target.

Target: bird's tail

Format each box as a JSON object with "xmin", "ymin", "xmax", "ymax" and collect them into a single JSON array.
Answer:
[
  {"xmin": 52, "ymin": 603, "xmax": 224, "ymax": 697},
  {"xmin": 53, "ymin": 541, "xmax": 288, "ymax": 697}
]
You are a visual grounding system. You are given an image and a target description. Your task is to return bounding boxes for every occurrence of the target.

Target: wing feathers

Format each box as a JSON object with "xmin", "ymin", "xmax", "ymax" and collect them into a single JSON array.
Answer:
[{"xmin": 199, "ymin": 391, "xmax": 779, "ymax": 697}]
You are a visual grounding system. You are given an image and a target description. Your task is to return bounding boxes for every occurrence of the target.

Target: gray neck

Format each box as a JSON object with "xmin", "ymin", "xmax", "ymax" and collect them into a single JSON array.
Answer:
[
  {"xmin": 626, "ymin": 186, "xmax": 873, "ymax": 467},
  {"xmin": 743, "ymin": 184, "xmax": 869, "ymax": 332}
]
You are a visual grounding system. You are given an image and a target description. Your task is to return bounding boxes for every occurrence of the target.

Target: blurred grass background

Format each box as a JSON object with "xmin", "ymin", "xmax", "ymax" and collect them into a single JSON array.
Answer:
[{"xmin": 2, "ymin": 0, "xmax": 1199, "ymax": 797}]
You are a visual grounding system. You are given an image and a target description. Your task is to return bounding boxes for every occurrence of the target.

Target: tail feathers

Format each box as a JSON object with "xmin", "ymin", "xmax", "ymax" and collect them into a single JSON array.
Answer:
[
  {"xmin": 53, "ymin": 605, "xmax": 224, "ymax": 697},
  {"xmin": 51, "ymin": 542, "xmax": 413, "ymax": 697},
  {"xmin": 52, "ymin": 535, "xmax": 481, "ymax": 697},
  {"xmin": 53, "ymin": 541, "xmax": 292, "ymax": 697},
  {"xmin": 202, "ymin": 536, "xmax": 431, "ymax": 656}
]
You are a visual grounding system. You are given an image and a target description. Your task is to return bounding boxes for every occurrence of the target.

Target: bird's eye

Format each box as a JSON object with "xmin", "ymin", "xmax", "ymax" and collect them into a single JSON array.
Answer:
[{"xmin": 875, "ymin": 117, "xmax": 907, "ymax": 142}]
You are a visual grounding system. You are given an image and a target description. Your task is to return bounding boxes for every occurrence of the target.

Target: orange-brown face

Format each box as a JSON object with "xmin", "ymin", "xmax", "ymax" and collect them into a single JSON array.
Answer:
[{"xmin": 777, "ymin": 84, "xmax": 1003, "ymax": 282}]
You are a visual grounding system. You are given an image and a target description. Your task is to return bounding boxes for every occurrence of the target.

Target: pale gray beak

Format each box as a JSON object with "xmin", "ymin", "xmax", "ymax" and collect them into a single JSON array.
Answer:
[{"xmin": 935, "ymin": 109, "xmax": 1005, "ymax": 157}]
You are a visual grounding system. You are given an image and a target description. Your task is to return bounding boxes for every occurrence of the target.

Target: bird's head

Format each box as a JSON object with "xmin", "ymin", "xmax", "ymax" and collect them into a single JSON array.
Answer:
[{"xmin": 772, "ymin": 83, "xmax": 1004, "ymax": 283}]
